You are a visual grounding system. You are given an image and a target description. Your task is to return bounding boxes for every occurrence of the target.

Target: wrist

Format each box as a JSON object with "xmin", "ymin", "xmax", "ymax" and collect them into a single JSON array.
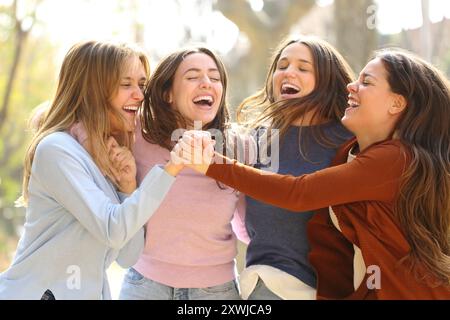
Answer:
[{"xmin": 164, "ymin": 161, "xmax": 183, "ymax": 177}]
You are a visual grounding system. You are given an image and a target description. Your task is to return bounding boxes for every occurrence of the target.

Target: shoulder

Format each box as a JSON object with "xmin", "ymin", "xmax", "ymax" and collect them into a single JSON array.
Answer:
[
  {"xmin": 362, "ymin": 139, "xmax": 406, "ymax": 159},
  {"xmin": 357, "ymin": 139, "xmax": 410, "ymax": 174},
  {"xmin": 332, "ymin": 137, "xmax": 358, "ymax": 165},
  {"xmin": 35, "ymin": 131, "xmax": 84, "ymax": 163},
  {"xmin": 37, "ymin": 131, "xmax": 78, "ymax": 153}
]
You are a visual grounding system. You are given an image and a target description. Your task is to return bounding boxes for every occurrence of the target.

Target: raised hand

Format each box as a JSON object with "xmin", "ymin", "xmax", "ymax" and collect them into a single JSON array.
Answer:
[
  {"xmin": 171, "ymin": 130, "xmax": 215, "ymax": 174},
  {"xmin": 107, "ymin": 136, "xmax": 137, "ymax": 194}
]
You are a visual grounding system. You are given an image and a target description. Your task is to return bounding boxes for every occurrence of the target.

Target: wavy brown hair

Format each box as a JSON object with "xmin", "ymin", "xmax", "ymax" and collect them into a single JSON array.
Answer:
[
  {"xmin": 378, "ymin": 49, "xmax": 450, "ymax": 287},
  {"xmin": 20, "ymin": 41, "xmax": 150, "ymax": 204},
  {"xmin": 141, "ymin": 47, "xmax": 230, "ymax": 150},
  {"xmin": 237, "ymin": 36, "xmax": 354, "ymax": 152}
]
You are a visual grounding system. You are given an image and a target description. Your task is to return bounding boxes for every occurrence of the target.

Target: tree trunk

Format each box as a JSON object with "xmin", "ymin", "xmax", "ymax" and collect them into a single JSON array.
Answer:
[
  {"xmin": 214, "ymin": 0, "xmax": 315, "ymax": 109},
  {"xmin": 334, "ymin": 0, "xmax": 377, "ymax": 73},
  {"xmin": 0, "ymin": 0, "xmax": 38, "ymax": 131},
  {"xmin": 421, "ymin": 0, "xmax": 433, "ymax": 61}
]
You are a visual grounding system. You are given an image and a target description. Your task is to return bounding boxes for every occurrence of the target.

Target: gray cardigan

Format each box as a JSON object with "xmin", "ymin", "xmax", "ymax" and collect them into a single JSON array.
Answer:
[{"xmin": 0, "ymin": 132, "xmax": 175, "ymax": 299}]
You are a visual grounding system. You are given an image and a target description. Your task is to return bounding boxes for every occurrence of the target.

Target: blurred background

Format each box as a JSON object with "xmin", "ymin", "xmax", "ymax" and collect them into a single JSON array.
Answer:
[{"xmin": 1, "ymin": 0, "xmax": 450, "ymax": 299}]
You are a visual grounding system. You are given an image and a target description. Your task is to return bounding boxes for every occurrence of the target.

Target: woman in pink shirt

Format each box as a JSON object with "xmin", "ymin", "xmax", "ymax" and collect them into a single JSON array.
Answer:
[{"xmin": 119, "ymin": 47, "xmax": 243, "ymax": 300}]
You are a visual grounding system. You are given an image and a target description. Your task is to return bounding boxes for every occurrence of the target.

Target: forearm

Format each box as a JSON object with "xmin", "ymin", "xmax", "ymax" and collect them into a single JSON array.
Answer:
[
  {"xmin": 205, "ymin": 148, "xmax": 402, "ymax": 213},
  {"xmin": 206, "ymin": 153, "xmax": 310, "ymax": 211}
]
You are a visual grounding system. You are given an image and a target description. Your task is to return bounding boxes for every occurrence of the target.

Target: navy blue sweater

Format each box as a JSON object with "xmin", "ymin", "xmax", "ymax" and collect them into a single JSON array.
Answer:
[{"xmin": 245, "ymin": 122, "xmax": 353, "ymax": 288}]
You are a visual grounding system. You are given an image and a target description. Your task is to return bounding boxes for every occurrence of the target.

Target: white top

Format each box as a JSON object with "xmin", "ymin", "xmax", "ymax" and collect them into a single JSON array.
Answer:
[
  {"xmin": 328, "ymin": 148, "xmax": 367, "ymax": 291},
  {"xmin": 239, "ymin": 265, "xmax": 316, "ymax": 300}
]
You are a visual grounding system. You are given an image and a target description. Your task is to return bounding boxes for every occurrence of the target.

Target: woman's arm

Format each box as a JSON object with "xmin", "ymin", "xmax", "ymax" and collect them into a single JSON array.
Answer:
[
  {"xmin": 205, "ymin": 141, "xmax": 407, "ymax": 212},
  {"xmin": 231, "ymin": 193, "xmax": 250, "ymax": 244},
  {"xmin": 33, "ymin": 135, "xmax": 175, "ymax": 249},
  {"xmin": 115, "ymin": 227, "xmax": 145, "ymax": 268}
]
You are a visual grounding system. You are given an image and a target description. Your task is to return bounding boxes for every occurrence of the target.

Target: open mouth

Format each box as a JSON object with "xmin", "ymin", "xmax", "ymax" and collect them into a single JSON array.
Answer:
[
  {"xmin": 281, "ymin": 83, "xmax": 301, "ymax": 95},
  {"xmin": 193, "ymin": 95, "xmax": 214, "ymax": 107},
  {"xmin": 348, "ymin": 100, "xmax": 360, "ymax": 109},
  {"xmin": 122, "ymin": 105, "xmax": 139, "ymax": 114}
]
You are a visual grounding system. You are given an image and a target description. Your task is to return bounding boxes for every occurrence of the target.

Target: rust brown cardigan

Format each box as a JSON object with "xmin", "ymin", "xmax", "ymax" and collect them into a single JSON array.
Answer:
[{"xmin": 206, "ymin": 138, "xmax": 450, "ymax": 299}]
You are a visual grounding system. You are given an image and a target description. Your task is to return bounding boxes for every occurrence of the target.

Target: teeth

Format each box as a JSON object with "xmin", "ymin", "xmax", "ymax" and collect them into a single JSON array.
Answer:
[
  {"xmin": 281, "ymin": 83, "xmax": 300, "ymax": 92},
  {"xmin": 193, "ymin": 95, "xmax": 213, "ymax": 103},
  {"xmin": 348, "ymin": 101, "xmax": 359, "ymax": 108},
  {"xmin": 123, "ymin": 105, "xmax": 139, "ymax": 111}
]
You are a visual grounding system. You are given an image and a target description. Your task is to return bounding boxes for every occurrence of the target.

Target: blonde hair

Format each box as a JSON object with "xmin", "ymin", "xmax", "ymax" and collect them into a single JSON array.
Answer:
[{"xmin": 20, "ymin": 41, "xmax": 150, "ymax": 205}]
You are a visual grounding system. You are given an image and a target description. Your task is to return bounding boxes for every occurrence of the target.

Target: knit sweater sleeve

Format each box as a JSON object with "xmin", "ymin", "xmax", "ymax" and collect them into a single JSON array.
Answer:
[
  {"xmin": 206, "ymin": 140, "xmax": 407, "ymax": 212},
  {"xmin": 33, "ymin": 133, "xmax": 175, "ymax": 249}
]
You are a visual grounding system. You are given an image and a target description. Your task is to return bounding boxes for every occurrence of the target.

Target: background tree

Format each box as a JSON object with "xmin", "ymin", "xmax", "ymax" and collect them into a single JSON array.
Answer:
[
  {"xmin": 333, "ymin": 0, "xmax": 377, "ymax": 73},
  {"xmin": 214, "ymin": 0, "xmax": 315, "ymax": 110},
  {"xmin": 0, "ymin": 0, "xmax": 57, "ymax": 269}
]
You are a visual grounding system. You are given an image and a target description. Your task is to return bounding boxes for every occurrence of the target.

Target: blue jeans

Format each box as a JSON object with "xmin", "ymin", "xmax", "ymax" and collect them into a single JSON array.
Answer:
[
  {"xmin": 119, "ymin": 268, "xmax": 241, "ymax": 300},
  {"xmin": 247, "ymin": 279, "xmax": 282, "ymax": 300}
]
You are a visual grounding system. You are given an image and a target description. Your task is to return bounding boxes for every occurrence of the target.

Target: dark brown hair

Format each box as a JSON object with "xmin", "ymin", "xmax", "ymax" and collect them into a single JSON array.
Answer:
[
  {"xmin": 141, "ymin": 47, "xmax": 230, "ymax": 150},
  {"xmin": 377, "ymin": 48, "xmax": 450, "ymax": 287},
  {"xmin": 237, "ymin": 36, "xmax": 354, "ymax": 153}
]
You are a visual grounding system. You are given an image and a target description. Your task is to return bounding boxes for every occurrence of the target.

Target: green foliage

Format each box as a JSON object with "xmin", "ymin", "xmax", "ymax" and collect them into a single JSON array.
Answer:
[{"xmin": 0, "ymin": 8, "xmax": 57, "ymax": 251}]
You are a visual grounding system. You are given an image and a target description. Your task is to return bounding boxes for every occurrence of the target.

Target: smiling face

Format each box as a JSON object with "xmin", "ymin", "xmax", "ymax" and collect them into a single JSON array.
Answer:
[
  {"xmin": 272, "ymin": 42, "xmax": 316, "ymax": 102},
  {"xmin": 109, "ymin": 55, "xmax": 147, "ymax": 133},
  {"xmin": 168, "ymin": 52, "xmax": 223, "ymax": 128},
  {"xmin": 342, "ymin": 58, "xmax": 406, "ymax": 147}
]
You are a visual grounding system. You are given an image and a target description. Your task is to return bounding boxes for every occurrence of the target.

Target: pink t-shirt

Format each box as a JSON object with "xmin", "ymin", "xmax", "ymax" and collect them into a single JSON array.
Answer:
[{"xmin": 132, "ymin": 127, "xmax": 242, "ymax": 288}]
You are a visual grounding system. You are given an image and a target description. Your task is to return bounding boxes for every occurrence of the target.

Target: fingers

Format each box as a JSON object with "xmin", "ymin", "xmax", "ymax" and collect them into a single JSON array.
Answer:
[
  {"xmin": 108, "ymin": 143, "xmax": 135, "ymax": 174},
  {"xmin": 114, "ymin": 150, "xmax": 133, "ymax": 171},
  {"xmin": 172, "ymin": 131, "xmax": 214, "ymax": 166},
  {"xmin": 170, "ymin": 150, "xmax": 190, "ymax": 166},
  {"xmin": 106, "ymin": 136, "xmax": 119, "ymax": 151},
  {"xmin": 109, "ymin": 146, "xmax": 126, "ymax": 165},
  {"xmin": 182, "ymin": 131, "xmax": 212, "ymax": 147},
  {"xmin": 170, "ymin": 143, "xmax": 185, "ymax": 165},
  {"xmin": 109, "ymin": 164, "xmax": 121, "ymax": 183},
  {"xmin": 203, "ymin": 141, "xmax": 215, "ymax": 160}
]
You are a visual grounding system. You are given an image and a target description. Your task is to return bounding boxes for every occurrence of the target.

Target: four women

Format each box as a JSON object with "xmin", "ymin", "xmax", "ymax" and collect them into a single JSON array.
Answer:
[{"xmin": 1, "ymin": 34, "xmax": 449, "ymax": 300}]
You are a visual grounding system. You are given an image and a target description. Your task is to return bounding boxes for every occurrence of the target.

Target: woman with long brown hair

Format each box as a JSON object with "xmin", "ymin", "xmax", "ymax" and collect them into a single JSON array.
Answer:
[
  {"xmin": 176, "ymin": 48, "xmax": 450, "ymax": 299},
  {"xmin": 118, "ymin": 47, "xmax": 243, "ymax": 300},
  {"xmin": 217, "ymin": 36, "xmax": 354, "ymax": 300},
  {"xmin": 0, "ymin": 41, "xmax": 180, "ymax": 299}
]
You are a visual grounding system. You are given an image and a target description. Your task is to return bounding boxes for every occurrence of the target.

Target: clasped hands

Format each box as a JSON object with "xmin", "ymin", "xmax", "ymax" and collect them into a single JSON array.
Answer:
[
  {"xmin": 107, "ymin": 137, "xmax": 137, "ymax": 194},
  {"xmin": 170, "ymin": 131, "xmax": 215, "ymax": 174}
]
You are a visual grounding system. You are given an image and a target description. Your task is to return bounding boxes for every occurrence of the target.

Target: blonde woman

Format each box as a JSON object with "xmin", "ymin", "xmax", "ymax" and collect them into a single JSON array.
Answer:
[{"xmin": 0, "ymin": 41, "xmax": 180, "ymax": 300}]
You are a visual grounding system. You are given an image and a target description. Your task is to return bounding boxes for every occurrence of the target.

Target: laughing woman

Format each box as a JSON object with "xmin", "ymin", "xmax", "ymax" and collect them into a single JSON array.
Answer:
[
  {"xmin": 175, "ymin": 49, "xmax": 450, "ymax": 299},
  {"xmin": 0, "ymin": 41, "xmax": 180, "ymax": 299},
  {"xmin": 231, "ymin": 36, "xmax": 354, "ymax": 300},
  {"xmin": 119, "ymin": 47, "xmax": 243, "ymax": 300}
]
